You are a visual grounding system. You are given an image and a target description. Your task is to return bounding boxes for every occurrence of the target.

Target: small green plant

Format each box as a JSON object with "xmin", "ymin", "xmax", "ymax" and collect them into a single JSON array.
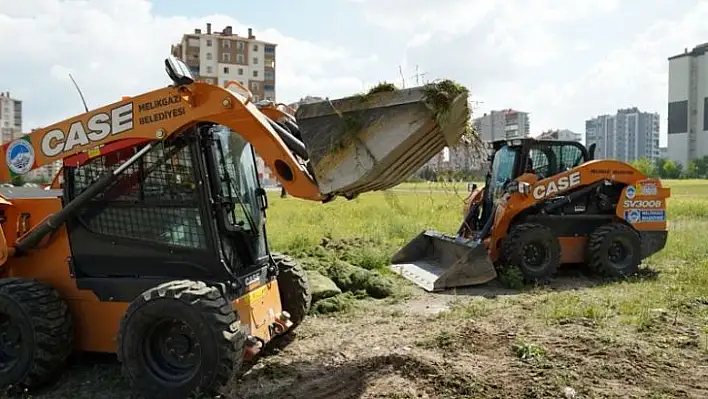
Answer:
[
  {"xmin": 497, "ymin": 264, "xmax": 525, "ymax": 290},
  {"xmin": 511, "ymin": 341, "xmax": 546, "ymax": 361}
]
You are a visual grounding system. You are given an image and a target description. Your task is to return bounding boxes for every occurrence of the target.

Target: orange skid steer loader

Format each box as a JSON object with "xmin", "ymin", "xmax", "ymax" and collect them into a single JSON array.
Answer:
[
  {"xmin": 0, "ymin": 57, "xmax": 471, "ymax": 398},
  {"xmin": 391, "ymin": 138, "xmax": 670, "ymax": 291}
]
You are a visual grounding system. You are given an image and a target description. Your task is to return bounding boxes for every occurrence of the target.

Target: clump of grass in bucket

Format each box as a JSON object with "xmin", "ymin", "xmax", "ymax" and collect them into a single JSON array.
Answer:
[
  {"xmin": 423, "ymin": 79, "xmax": 469, "ymax": 117},
  {"xmin": 366, "ymin": 81, "xmax": 397, "ymax": 95},
  {"xmin": 423, "ymin": 80, "xmax": 477, "ymax": 142},
  {"xmin": 351, "ymin": 81, "xmax": 399, "ymax": 103}
]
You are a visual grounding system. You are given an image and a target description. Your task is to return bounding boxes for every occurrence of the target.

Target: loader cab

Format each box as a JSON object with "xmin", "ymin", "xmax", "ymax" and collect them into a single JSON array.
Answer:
[
  {"xmin": 61, "ymin": 59, "xmax": 273, "ymax": 302},
  {"xmin": 481, "ymin": 138, "xmax": 590, "ymax": 222},
  {"xmin": 62, "ymin": 127, "xmax": 272, "ymax": 301}
]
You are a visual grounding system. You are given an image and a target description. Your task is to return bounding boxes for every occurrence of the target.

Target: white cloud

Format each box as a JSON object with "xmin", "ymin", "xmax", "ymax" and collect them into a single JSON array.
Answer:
[
  {"xmin": 3, "ymin": 0, "xmax": 707, "ymax": 155},
  {"xmin": 0, "ymin": 0, "xmax": 377, "ymax": 129},
  {"xmin": 354, "ymin": 0, "xmax": 704, "ymax": 146}
]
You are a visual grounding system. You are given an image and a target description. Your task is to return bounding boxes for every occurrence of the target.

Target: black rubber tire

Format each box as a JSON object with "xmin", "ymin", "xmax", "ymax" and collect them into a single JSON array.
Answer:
[
  {"xmin": 0, "ymin": 277, "xmax": 73, "ymax": 392},
  {"xmin": 272, "ymin": 253, "xmax": 311, "ymax": 329},
  {"xmin": 587, "ymin": 223, "xmax": 642, "ymax": 278},
  {"xmin": 117, "ymin": 280, "xmax": 246, "ymax": 399},
  {"xmin": 502, "ymin": 223, "xmax": 561, "ymax": 282}
]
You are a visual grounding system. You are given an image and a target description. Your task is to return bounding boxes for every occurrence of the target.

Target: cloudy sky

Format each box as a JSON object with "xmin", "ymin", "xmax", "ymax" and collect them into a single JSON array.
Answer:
[{"xmin": 1, "ymin": 0, "xmax": 707, "ymax": 146}]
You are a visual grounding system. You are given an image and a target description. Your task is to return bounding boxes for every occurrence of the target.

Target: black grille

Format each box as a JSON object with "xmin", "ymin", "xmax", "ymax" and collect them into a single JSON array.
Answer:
[
  {"xmin": 527, "ymin": 142, "xmax": 584, "ymax": 179},
  {"xmin": 68, "ymin": 137, "xmax": 208, "ymax": 250}
]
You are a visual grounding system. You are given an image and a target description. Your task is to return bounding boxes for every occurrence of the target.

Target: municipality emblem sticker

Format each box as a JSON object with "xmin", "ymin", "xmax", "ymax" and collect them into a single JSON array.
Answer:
[
  {"xmin": 6, "ymin": 139, "xmax": 35, "ymax": 175},
  {"xmin": 626, "ymin": 185, "xmax": 636, "ymax": 199}
]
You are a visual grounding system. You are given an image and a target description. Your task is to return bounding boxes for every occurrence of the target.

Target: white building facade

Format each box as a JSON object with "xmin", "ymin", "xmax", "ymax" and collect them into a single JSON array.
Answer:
[
  {"xmin": 537, "ymin": 129, "xmax": 582, "ymax": 142},
  {"xmin": 172, "ymin": 24, "xmax": 277, "ymax": 102},
  {"xmin": 585, "ymin": 108, "xmax": 660, "ymax": 163},
  {"xmin": 473, "ymin": 109, "xmax": 530, "ymax": 142},
  {"xmin": 0, "ymin": 92, "xmax": 21, "ymax": 145},
  {"xmin": 667, "ymin": 43, "xmax": 708, "ymax": 167}
]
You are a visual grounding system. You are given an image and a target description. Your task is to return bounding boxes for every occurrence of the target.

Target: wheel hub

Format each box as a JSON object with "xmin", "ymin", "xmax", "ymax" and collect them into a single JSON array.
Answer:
[
  {"xmin": 608, "ymin": 239, "xmax": 631, "ymax": 265},
  {"xmin": 522, "ymin": 242, "xmax": 547, "ymax": 268},
  {"xmin": 144, "ymin": 319, "xmax": 201, "ymax": 383}
]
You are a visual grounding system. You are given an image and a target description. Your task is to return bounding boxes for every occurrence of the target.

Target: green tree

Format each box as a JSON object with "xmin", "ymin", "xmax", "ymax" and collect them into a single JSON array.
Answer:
[
  {"xmin": 694, "ymin": 155, "xmax": 708, "ymax": 178},
  {"xmin": 631, "ymin": 157, "xmax": 655, "ymax": 177},
  {"xmin": 662, "ymin": 160, "xmax": 682, "ymax": 179},
  {"xmin": 654, "ymin": 158, "xmax": 668, "ymax": 178},
  {"xmin": 685, "ymin": 161, "xmax": 699, "ymax": 179}
]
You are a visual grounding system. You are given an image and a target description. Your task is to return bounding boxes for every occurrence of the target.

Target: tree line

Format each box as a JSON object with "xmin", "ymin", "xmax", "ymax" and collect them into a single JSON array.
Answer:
[{"xmin": 630, "ymin": 156, "xmax": 708, "ymax": 179}]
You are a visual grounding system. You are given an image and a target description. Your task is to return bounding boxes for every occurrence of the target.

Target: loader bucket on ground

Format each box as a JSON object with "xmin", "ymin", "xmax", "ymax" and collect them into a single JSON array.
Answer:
[
  {"xmin": 295, "ymin": 82, "xmax": 471, "ymax": 198},
  {"xmin": 389, "ymin": 230, "xmax": 497, "ymax": 292}
]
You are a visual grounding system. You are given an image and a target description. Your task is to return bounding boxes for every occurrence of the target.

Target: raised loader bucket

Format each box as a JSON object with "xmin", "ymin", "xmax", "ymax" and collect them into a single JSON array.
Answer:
[
  {"xmin": 295, "ymin": 81, "xmax": 471, "ymax": 198},
  {"xmin": 389, "ymin": 230, "xmax": 497, "ymax": 292}
]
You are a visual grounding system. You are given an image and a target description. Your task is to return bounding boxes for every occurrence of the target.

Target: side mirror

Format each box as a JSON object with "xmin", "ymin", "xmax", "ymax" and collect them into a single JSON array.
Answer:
[
  {"xmin": 164, "ymin": 56, "xmax": 195, "ymax": 86},
  {"xmin": 467, "ymin": 183, "xmax": 477, "ymax": 192}
]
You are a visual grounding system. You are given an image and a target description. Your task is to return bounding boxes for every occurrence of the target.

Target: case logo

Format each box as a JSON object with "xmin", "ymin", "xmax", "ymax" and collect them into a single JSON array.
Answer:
[
  {"xmin": 532, "ymin": 171, "xmax": 581, "ymax": 200},
  {"xmin": 40, "ymin": 103, "xmax": 134, "ymax": 158}
]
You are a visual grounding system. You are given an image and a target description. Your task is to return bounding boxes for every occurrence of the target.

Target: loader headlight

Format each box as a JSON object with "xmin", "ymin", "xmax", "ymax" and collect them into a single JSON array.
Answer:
[{"xmin": 518, "ymin": 181, "xmax": 531, "ymax": 195}]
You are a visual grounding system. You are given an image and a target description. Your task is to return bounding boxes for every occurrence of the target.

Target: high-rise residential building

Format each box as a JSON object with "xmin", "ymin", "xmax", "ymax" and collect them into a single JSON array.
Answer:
[
  {"xmin": 472, "ymin": 109, "xmax": 530, "ymax": 142},
  {"xmin": 585, "ymin": 108, "xmax": 660, "ymax": 163},
  {"xmin": 0, "ymin": 91, "xmax": 22, "ymax": 144},
  {"xmin": 667, "ymin": 43, "xmax": 708, "ymax": 167},
  {"xmin": 171, "ymin": 23, "xmax": 277, "ymax": 102},
  {"xmin": 171, "ymin": 24, "xmax": 279, "ymax": 187},
  {"xmin": 537, "ymin": 129, "xmax": 582, "ymax": 142}
]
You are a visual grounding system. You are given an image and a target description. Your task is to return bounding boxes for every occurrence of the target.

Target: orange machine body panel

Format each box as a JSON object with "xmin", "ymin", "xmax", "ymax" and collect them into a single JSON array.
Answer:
[
  {"xmin": 231, "ymin": 280, "xmax": 284, "ymax": 342},
  {"xmin": 0, "ymin": 83, "xmax": 321, "ymax": 201},
  {"xmin": 0, "ymin": 192, "xmax": 287, "ymax": 354},
  {"xmin": 459, "ymin": 159, "xmax": 670, "ymax": 263}
]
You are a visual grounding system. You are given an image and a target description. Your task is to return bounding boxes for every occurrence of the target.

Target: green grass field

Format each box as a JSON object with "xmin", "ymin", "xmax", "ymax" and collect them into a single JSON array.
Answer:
[
  {"xmin": 234, "ymin": 179, "xmax": 708, "ymax": 397},
  {"xmin": 18, "ymin": 180, "xmax": 708, "ymax": 398},
  {"xmin": 267, "ymin": 178, "xmax": 708, "ymax": 339}
]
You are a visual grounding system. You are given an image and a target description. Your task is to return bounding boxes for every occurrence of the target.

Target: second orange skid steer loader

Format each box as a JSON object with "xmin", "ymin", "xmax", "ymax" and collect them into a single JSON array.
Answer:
[
  {"xmin": 0, "ymin": 57, "xmax": 470, "ymax": 398},
  {"xmin": 391, "ymin": 138, "xmax": 671, "ymax": 291}
]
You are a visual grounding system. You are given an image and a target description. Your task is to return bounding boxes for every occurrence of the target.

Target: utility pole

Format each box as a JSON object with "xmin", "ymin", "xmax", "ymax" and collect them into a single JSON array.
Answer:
[{"xmin": 398, "ymin": 65, "xmax": 406, "ymax": 88}]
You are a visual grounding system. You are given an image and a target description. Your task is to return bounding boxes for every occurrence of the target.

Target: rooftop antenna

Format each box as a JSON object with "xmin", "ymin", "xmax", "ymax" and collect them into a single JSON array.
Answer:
[
  {"xmin": 69, "ymin": 73, "xmax": 89, "ymax": 113},
  {"xmin": 411, "ymin": 65, "xmax": 428, "ymax": 85}
]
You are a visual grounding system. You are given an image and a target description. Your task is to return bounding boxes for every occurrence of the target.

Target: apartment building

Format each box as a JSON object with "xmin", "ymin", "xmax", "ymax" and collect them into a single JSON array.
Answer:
[
  {"xmin": 171, "ymin": 23, "xmax": 277, "ymax": 102},
  {"xmin": 472, "ymin": 109, "xmax": 530, "ymax": 142},
  {"xmin": 667, "ymin": 43, "xmax": 708, "ymax": 167},
  {"xmin": 585, "ymin": 107, "xmax": 660, "ymax": 163},
  {"xmin": 537, "ymin": 129, "xmax": 582, "ymax": 142},
  {"xmin": 0, "ymin": 92, "xmax": 22, "ymax": 145}
]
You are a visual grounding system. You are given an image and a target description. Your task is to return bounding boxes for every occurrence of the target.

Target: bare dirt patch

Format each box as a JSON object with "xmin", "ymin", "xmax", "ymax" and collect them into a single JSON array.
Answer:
[{"xmin": 5, "ymin": 290, "xmax": 708, "ymax": 399}]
